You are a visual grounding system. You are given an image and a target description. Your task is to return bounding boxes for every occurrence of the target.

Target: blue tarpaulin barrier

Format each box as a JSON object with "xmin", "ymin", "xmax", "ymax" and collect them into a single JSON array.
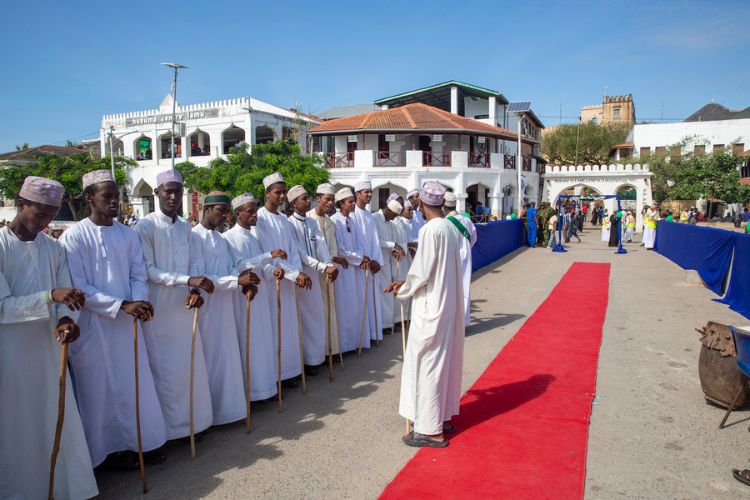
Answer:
[
  {"xmin": 654, "ymin": 221, "xmax": 736, "ymax": 295},
  {"xmin": 718, "ymin": 234, "xmax": 750, "ymax": 320},
  {"xmin": 471, "ymin": 220, "xmax": 524, "ymax": 272}
]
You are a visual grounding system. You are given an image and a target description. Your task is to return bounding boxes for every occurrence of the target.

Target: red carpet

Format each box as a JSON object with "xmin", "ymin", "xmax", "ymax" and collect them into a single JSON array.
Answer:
[{"xmin": 380, "ymin": 262, "xmax": 611, "ymax": 500}]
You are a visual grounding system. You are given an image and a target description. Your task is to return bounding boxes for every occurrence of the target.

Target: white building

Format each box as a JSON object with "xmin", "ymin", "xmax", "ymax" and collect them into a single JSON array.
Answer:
[
  {"xmin": 312, "ymin": 81, "xmax": 545, "ymax": 216},
  {"xmin": 100, "ymin": 95, "xmax": 319, "ymax": 218}
]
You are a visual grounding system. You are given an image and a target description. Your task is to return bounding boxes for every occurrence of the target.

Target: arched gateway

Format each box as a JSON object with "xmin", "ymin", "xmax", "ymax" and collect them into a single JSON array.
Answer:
[{"xmin": 542, "ymin": 164, "xmax": 653, "ymax": 231}]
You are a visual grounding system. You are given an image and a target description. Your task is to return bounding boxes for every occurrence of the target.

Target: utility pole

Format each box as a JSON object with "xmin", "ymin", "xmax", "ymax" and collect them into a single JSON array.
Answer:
[{"xmin": 161, "ymin": 63, "xmax": 189, "ymax": 170}]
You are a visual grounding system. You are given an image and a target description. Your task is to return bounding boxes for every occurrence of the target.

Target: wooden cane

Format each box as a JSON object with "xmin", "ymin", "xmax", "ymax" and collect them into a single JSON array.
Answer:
[
  {"xmin": 400, "ymin": 300, "xmax": 407, "ymax": 357},
  {"xmin": 244, "ymin": 294, "xmax": 252, "ymax": 433},
  {"xmin": 391, "ymin": 258, "xmax": 401, "ymax": 336},
  {"xmin": 357, "ymin": 264, "xmax": 370, "ymax": 356},
  {"xmin": 371, "ymin": 267, "xmax": 380, "ymax": 347},
  {"xmin": 189, "ymin": 307, "xmax": 199, "ymax": 458},
  {"xmin": 48, "ymin": 342, "xmax": 69, "ymax": 500},
  {"xmin": 325, "ymin": 279, "xmax": 333, "ymax": 383},
  {"xmin": 276, "ymin": 277, "xmax": 283, "ymax": 412},
  {"xmin": 332, "ymin": 281, "xmax": 343, "ymax": 368},
  {"xmin": 133, "ymin": 318, "xmax": 148, "ymax": 493},
  {"xmin": 294, "ymin": 289, "xmax": 307, "ymax": 395}
]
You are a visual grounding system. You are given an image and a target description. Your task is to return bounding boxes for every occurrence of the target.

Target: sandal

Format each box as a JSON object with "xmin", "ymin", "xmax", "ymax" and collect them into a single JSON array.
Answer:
[
  {"xmin": 100, "ymin": 451, "xmax": 139, "ymax": 471},
  {"xmin": 443, "ymin": 424, "xmax": 456, "ymax": 434},
  {"xmin": 402, "ymin": 431, "xmax": 448, "ymax": 448},
  {"xmin": 733, "ymin": 469, "xmax": 750, "ymax": 486},
  {"xmin": 143, "ymin": 448, "xmax": 167, "ymax": 465}
]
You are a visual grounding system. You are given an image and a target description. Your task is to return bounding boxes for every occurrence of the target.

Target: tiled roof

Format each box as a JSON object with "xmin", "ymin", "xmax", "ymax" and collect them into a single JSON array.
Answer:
[
  {"xmin": 612, "ymin": 142, "xmax": 634, "ymax": 149},
  {"xmin": 310, "ymin": 103, "xmax": 519, "ymax": 139}
]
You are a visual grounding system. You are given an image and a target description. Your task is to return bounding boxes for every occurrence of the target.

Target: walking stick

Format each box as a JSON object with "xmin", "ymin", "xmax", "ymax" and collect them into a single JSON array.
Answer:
[
  {"xmin": 400, "ymin": 300, "xmax": 407, "ymax": 357},
  {"xmin": 325, "ymin": 279, "xmax": 333, "ymax": 383},
  {"xmin": 372, "ymin": 266, "xmax": 380, "ymax": 347},
  {"xmin": 391, "ymin": 258, "xmax": 401, "ymax": 336},
  {"xmin": 48, "ymin": 343, "xmax": 69, "ymax": 500},
  {"xmin": 357, "ymin": 263, "xmax": 370, "ymax": 356},
  {"xmin": 189, "ymin": 307, "xmax": 199, "ymax": 458},
  {"xmin": 294, "ymin": 289, "xmax": 307, "ymax": 395},
  {"xmin": 276, "ymin": 277, "xmax": 283, "ymax": 412},
  {"xmin": 133, "ymin": 318, "xmax": 148, "ymax": 493},
  {"xmin": 244, "ymin": 294, "xmax": 252, "ymax": 433},
  {"xmin": 332, "ymin": 281, "xmax": 343, "ymax": 368}
]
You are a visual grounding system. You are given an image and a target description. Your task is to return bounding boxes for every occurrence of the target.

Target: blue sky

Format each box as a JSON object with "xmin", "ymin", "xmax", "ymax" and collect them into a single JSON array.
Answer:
[{"xmin": 1, "ymin": 0, "xmax": 748, "ymax": 152}]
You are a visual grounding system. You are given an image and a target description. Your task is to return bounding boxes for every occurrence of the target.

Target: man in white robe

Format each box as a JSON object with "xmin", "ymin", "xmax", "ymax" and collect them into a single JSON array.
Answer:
[
  {"xmin": 190, "ymin": 192, "xmax": 258, "ymax": 424},
  {"xmin": 253, "ymin": 173, "xmax": 311, "ymax": 385},
  {"xmin": 1, "ymin": 177, "xmax": 98, "ymax": 499},
  {"xmin": 351, "ymin": 180, "xmax": 383, "ymax": 343},
  {"xmin": 373, "ymin": 200, "xmax": 405, "ymax": 331},
  {"xmin": 223, "ymin": 193, "xmax": 285, "ymax": 401},
  {"xmin": 59, "ymin": 170, "xmax": 167, "ymax": 468},
  {"xmin": 445, "ymin": 192, "xmax": 478, "ymax": 327},
  {"xmin": 407, "ymin": 188, "xmax": 425, "ymax": 239},
  {"xmin": 287, "ymin": 185, "xmax": 339, "ymax": 374},
  {"xmin": 308, "ymin": 184, "xmax": 346, "ymax": 358},
  {"xmin": 133, "ymin": 170, "xmax": 213, "ymax": 440},
  {"xmin": 386, "ymin": 181, "xmax": 465, "ymax": 448},
  {"xmin": 330, "ymin": 188, "xmax": 366, "ymax": 352}
]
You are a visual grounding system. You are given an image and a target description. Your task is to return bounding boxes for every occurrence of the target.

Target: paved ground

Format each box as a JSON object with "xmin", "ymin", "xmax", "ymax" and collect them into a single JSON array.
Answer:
[{"xmin": 96, "ymin": 224, "xmax": 750, "ymax": 499}]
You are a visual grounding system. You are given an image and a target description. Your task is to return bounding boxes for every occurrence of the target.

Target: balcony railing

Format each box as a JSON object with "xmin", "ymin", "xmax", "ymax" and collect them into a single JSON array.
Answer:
[
  {"xmin": 469, "ymin": 153, "xmax": 489, "ymax": 168},
  {"xmin": 375, "ymin": 151, "xmax": 404, "ymax": 166},
  {"xmin": 504, "ymin": 155, "xmax": 516, "ymax": 169},
  {"xmin": 423, "ymin": 152, "xmax": 451, "ymax": 167},
  {"xmin": 523, "ymin": 156, "xmax": 532, "ymax": 171},
  {"xmin": 324, "ymin": 152, "xmax": 354, "ymax": 168}
]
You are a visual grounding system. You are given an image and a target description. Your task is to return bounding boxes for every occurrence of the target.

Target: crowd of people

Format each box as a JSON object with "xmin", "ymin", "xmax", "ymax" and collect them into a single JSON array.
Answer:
[{"xmin": 1, "ymin": 171, "xmax": 476, "ymax": 499}]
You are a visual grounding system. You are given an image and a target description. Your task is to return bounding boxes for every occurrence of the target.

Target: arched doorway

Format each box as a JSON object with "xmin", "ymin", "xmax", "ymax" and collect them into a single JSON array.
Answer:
[
  {"xmin": 106, "ymin": 138, "xmax": 124, "ymax": 157},
  {"xmin": 616, "ymin": 184, "xmax": 637, "ymax": 211},
  {"xmin": 189, "ymin": 130, "xmax": 210, "ymax": 157},
  {"xmin": 255, "ymin": 125, "xmax": 275, "ymax": 145},
  {"xmin": 131, "ymin": 179, "xmax": 155, "ymax": 217},
  {"xmin": 133, "ymin": 135, "xmax": 152, "ymax": 161},
  {"xmin": 502, "ymin": 184, "xmax": 514, "ymax": 215},
  {"xmin": 466, "ymin": 183, "xmax": 490, "ymax": 214},
  {"xmin": 222, "ymin": 125, "xmax": 246, "ymax": 153},
  {"xmin": 159, "ymin": 132, "xmax": 181, "ymax": 160},
  {"xmin": 374, "ymin": 182, "xmax": 407, "ymax": 211}
]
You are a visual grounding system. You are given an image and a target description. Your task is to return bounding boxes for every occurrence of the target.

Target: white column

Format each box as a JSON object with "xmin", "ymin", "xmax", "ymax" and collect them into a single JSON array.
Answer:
[
  {"xmin": 456, "ymin": 193, "xmax": 467, "ymax": 214},
  {"xmin": 450, "ymin": 86, "xmax": 459, "ymax": 115},
  {"xmin": 489, "ymin": 96, "xmax": 497, "ymax": 125}
]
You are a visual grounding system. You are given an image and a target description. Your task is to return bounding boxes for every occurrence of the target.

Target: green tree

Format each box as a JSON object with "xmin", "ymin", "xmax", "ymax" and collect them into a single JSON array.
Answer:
[
  {"xmin": 176, "ymin": 140, "xmax": 329, "ymax": 201},
  {"xmin": 0, "ymin": 153, "xmax": 132, "ymax": 220},
  {"xmin": 645, "ymin": 150, "xmax": 750, "ymax": 204},
  {"xmin": 542, "ymin": 123, "xmax": 630, "ymax": 164}
]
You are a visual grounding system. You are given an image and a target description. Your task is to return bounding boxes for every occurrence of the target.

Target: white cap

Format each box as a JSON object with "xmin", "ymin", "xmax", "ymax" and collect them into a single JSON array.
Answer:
[
  {"xmin": 287, "ymin": 185, "xmax": 307, "ymax": 203},
  {"xmin": 407, "ymin": 189, "xmax": 419, "ymax": 198},
  {"xmin": 19, "ymin": 176, "xmax": 64, "ymax": 207},
  {"xmin": 335, "ymin": 187, "xmax": 354, "ymax": 203},
  {"xmin": 316, "ymin": 183, "xmax": 335, "ymax": 195},
  {"xmin": 387, "ymin": 200, "xmax": 403, "ymax": 214},
  {"xmin": 263, "ymin": 172, "xmax": 285, "ymax": 190},
  {"xmin": 353, "ymin": 180, "xmax": 372, "ymax": 192},
  {"xmin": 231, "ymin": 193, "xmax": 257, "ymax": 211},
  {"xmin": 82, "ymin": 169, "xmax": 115, "ymax": 190},
  {"xmin": 444, "ymin": 191, "xmax": 457, "ymax": 208}
]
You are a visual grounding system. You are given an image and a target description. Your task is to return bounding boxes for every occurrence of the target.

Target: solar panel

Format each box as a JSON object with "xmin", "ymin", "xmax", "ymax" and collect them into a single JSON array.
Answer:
[{"xmin": 507, "ymin": 101, "xmax": 532, "ymax": 113}]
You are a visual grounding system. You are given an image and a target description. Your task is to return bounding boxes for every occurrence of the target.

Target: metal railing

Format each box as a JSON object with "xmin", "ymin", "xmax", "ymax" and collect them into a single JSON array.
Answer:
[
  {"xmin": 375, "ymin": 151, "xmax": 404, "ymax": 166},
  {"xmin": 324, "ymin": 152, "xmax": 354, "ymax": 168},
  {"xmin": 469, "ymin": 153, "xmax": 489, "ymax": 168},
  {"xmin": 504, "ymin": 155, "xmax": 516, "ymax": 169}
]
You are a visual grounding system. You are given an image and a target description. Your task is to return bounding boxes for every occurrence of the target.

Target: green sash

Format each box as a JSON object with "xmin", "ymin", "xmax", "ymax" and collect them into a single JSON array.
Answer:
[{"xmin": 447, "ymin": 215, "xmax": 471, "ymax": 242}]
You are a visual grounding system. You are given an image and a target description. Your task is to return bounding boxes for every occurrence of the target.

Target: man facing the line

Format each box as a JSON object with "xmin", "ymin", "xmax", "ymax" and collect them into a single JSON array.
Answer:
[
  {"xmin": 385, "ymin": 181, "xmax": 465, "ymax": 448},
  {"xmin": 134, "ymin": 169, "xmax": 214, "ymax": 441},
  {"xmin": 1, "ymin": 176, "xmax": 98, "ymax": 499}
]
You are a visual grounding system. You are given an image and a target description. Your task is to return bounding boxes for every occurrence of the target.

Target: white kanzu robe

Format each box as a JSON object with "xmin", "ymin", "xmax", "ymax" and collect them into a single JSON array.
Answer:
[
  {"xmin": 59, "ymin": 219, "xmax": 167, "ymax": 466},
  {"xmin": 448, "ymin": 213, "xmax": 477, "ymax": 326},
  {"xmin": 0, "ymin": 227, "xmax": 98, "ymax": 500},
  {"xmin": 308, "ymin": 210, "xmax": 340, "ymax": 355},
  {"xmin": 397, "ymin": 218, "xmax": 465, "ymax": 436},
  {"xmin": 223, "ymin": 224, "xmax": 279, "ymax": 401},
  {"xmin": 134, "ymin": 212, "xmax": 213, "ymax": 439},
  {"xmin": 190, "ymin": 224, "xmax": 246, "ymax": 424},
  {"xmin": 253, "ymin": 207, "xmax": 303, "ymax": 380},
  {"xmin": 373, "ymin": 210, "xmax": 400, "ymax": 329},
  {"xmin": 352, "ymin": 206, "xmax": 383, "ymax": 341},
  {"xmin": 331, "ymin": 212, "xmax": 365, "ymax": 352},
  {"xmin": 288, "ymin": 213, "xmax": 331, "ymax": 366}
]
